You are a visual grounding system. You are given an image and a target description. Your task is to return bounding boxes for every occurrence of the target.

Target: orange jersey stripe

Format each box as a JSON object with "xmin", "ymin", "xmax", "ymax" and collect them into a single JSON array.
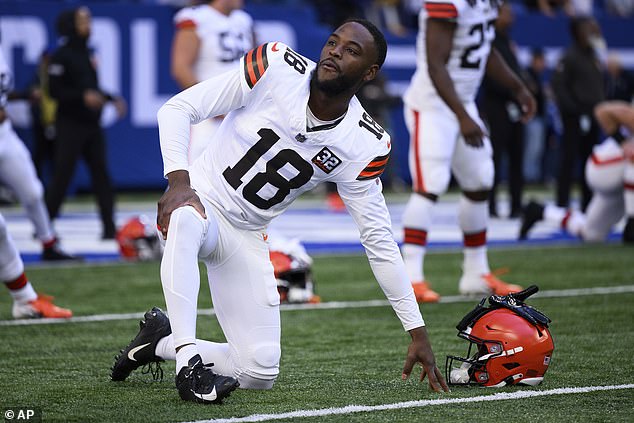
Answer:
[
  {"xmin": 427, "ymin": 11, "xmax": 458, "ymax": 18},
  {"xmin": 357, "ymin": 152, "xmax": 390, "ymax": 180},
  {"xmin": 256, "ymin": 45, "xmax": 265, "ymax": 76},
  {"xmin": 175, "ymin": 19, "xmax": 197, "ymax": 30},
  {"xmin": 590, "ymin": 153, "xmax": 623, "ymax": 166},
  {"xmin": 358, "ymin": 169, "xmax": 384, "ymax": 178},
  {"xmin": 243, "ymin": 44, "xmax": 270, "ymax": 89},
  {"xmin": 245, "ymin": 50, "xmax": 258, "ymax": 87},
  {"xmin": 425, "ymin": 2, "xmax": 458, "ymax": 18},
  {"xmin": 368, "ymin": 157, "xmax": 389, "ymax": 168}
]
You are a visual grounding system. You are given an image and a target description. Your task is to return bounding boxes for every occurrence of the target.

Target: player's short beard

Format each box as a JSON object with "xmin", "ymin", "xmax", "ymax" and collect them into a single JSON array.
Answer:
[{"xmin": 310, "ymin": 69, "xmax": 358, "ymax": 97}]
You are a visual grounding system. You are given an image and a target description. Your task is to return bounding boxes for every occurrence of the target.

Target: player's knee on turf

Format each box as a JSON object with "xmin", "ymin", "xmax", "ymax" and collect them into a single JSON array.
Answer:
[{"xmin": 235, "ymin": 342, "xmax": 280, "ymax": 390}]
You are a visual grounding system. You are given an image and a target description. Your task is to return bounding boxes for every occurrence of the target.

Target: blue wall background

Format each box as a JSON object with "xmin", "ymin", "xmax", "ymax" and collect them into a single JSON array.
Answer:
[{"xmin": 1, "ymin": 1, "xmax": 632, "ymax": 191}]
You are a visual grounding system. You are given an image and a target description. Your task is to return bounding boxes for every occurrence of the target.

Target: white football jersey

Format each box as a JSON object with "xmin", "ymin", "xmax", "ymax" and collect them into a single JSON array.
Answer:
[
  {"xmin": 159, "ymin": 43, "xmax": 424, "ymax": 331},
  {"xmin": 174, "ymin": 4, "xmax": 254, "ymax": 82},
  {"xmin": 404, "ymin": 0, "xmax": 499, "ymax": 108},
  {"xmin": 189, "ymin": 42, "xmax": 391, "ymax": 229}
]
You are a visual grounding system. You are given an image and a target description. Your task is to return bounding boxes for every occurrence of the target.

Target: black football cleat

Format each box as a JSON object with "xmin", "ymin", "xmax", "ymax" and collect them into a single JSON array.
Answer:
[
  {"xmin": 42, "ymin": 240, "xmax": 82, "ymax": 261},
  {"xmin": 519, "ymin": 201, "xmax": 545, "ymax": 240},
  {"xmin": 111, "ymin": 307, "xmax": 172, "ymax": 381},
  {"xmin": 176, "ymin": 354, "xmax": 240, "ymax": 404}
]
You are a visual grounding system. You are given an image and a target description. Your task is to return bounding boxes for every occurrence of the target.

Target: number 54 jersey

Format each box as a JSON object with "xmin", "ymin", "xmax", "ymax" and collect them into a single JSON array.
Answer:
[{"xmin": 185, "ymin": 42, "xmax": 392, "ymax": 230}]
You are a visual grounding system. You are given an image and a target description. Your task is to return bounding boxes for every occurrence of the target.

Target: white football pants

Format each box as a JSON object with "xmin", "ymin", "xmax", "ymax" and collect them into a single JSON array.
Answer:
[{"xmin": 159, "ymin": 199, "xmax": 280, "ymax": 389}]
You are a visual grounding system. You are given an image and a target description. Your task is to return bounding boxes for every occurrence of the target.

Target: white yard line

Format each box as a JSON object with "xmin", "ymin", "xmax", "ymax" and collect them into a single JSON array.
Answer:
[
  {"xmin": 1, "ymin": 284, "xmax": 633, "ymax": 327},
  {"xmin": 181, "ymin": 384, "xmax": 634, "ymax": 423}
]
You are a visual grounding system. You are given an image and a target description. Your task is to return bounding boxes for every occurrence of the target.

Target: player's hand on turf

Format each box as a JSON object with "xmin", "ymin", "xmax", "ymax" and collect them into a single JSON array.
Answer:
[
  {"xmin": 157, "ymin": 170, "xmax": 206, "ymax": 240},
  {"xmin": 458, "ymin": 114, "xmax": 485, "ymax": 148},
  {"xmin": 402, "ymin": 326, "xmax": 450, "ymax": 393}
]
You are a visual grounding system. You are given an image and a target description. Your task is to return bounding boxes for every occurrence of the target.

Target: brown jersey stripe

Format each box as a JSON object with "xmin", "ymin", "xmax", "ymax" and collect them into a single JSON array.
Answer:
[
  {"xmin": 358, "ymin": 169, "xmax": 384, "ymax": 179},
  {"xmin": 244, "ymin": 43, "xmax": 269, "ymax": 89},
  {"xmin": 357, "ymin": 152, "xmax": 390, "ymax": 180}
]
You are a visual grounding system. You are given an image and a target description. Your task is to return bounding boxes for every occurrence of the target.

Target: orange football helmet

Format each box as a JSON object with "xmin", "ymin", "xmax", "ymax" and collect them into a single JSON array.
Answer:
[
  {"xmin": 116, "ymin": 216, "xmax": 162, "ymax": 261},
  {"xmin": 269, "ymin": 240, "xmax": 320, "ymax": 304},
  {"xmin": 446, "ymin": 286, "xmax": 554, "ymax": 387}
]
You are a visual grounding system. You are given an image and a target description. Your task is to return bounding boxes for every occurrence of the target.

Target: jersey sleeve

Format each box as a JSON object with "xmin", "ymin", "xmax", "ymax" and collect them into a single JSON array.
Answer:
[
  {"xmin": 357, "ymin": 150, "xmax": 391, "ymax": 181},
  {"xmin": 337, "ymin": 178, "xmax": 425, "ymax": 331},
  {"xmin": 424, "ymin": 0, "xmax": 460, "ymax": 20},
  {"xmin": 173, "ymin": 7, "xmax": 198, "ymax": 30},
  {"xmin": 158, "ymin": 67, "xmax": 248, "ymax": 177},
  {"xmin": 356, "ymin": 132, "xmax": 392, "ymax": 181}
]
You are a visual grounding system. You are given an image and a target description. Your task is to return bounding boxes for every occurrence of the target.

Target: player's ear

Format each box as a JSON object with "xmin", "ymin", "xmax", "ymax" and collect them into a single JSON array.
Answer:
[{"xmin": 363, "ymin": 64, "xmax": 379, "ymax": 83}]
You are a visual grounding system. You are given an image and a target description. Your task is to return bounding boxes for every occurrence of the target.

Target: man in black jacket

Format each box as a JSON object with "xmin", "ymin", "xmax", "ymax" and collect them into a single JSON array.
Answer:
[
  {"xmin": 551, "ymin": 16, "xmax": 605, "ymax": 212},
  {"xmin": 47, "ymin": 6, "xmax": 125, "ymax": 239},
  {"xmin": 480, "ymin": 2, "xmax": 525, "ymax": 218}
]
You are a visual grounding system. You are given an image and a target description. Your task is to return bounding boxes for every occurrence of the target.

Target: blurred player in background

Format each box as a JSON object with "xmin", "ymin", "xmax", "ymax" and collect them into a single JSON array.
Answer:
[
  {"xmin": 111, "ymin": 20, "xmax": 448, "ymax": 404},
  {"xmin": 171, "ymin": 0, "xmax": 255, "ymax": 164},
  {"xmin": 0, "ymin": 44, "xmax": 77, "ymax": 261},
  {"xmin": 46, "ymin": 7, "xmax": 126, "ymax": 240},
  {"xmin": 0, "ymin": 211, "xmax": 72, "ymax": 318},
  {"xmin": 401, "ymin": 0, "xmax": 536, "ymax": 302},
  {"xmin": 520, "ymin": 100, "xmax": 634, "ymax": 243}
]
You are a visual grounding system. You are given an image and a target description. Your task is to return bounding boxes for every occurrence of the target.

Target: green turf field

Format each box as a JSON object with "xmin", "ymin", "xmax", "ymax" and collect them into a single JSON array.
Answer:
[{"xmin": 0, "ymin": 244, "xmax": 633, "ymax": 422}]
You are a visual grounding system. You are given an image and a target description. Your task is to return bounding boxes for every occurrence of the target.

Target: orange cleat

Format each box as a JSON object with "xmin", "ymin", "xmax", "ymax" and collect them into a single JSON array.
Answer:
[
  {"xmin": 482, "ymin": 273, "xmax": 523, "ymax": 296},
  {"xmin": 12, "ymin": 294, "xmax": 73, "ymax": 319},
  {"xmin": 411, "ymin": 281, "xmax": 440, "ymax": 303},
  {"xmin": 460, "ymin": 271, "xmax": 523, "ymax": 296}
]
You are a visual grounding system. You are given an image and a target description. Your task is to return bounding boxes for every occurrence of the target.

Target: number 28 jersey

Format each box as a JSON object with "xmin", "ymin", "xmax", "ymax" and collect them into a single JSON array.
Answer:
[
  {"xmin": 172, "ymin": 42, "xmax": 392, "ymax": 230},
  {"xmin": 404, "ymin": 0, "xmax": 499, "ymax": 108}
]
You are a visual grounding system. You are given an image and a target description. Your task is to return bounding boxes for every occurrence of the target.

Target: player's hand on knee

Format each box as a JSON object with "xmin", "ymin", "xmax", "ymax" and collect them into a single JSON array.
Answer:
[{"xmin": 157, "ymin": 170, "xmax": 206, "ymax": 239}]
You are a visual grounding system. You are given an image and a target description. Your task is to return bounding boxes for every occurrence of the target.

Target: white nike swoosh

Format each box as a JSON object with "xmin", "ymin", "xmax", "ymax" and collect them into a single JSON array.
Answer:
[
  {"xmin": 193, "ymin": 385, "xmax": 217, "ymax": 402},
  {"xmin": 127, "ymin": 343, "xmax": 151, "ymax": 361}
]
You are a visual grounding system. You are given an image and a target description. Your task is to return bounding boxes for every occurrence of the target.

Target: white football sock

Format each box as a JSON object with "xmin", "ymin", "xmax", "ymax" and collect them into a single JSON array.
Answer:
[
  {"xmin": 458, "ymin": 195, "xmax": 489, "ymax": 275},
  {"xmin": 8, "ymin": 281, "xmax": 37, "ymax": 303},
  {"xmin": 175, "ymin": 343, "xmax": 199, "ymax": 373},
  {"xmin": 155, "ymin": 335, "xmax": 234, "ymax": 377},
  {"xmin": 401, "ymin": 194, "xmax": 435, "ymax": 282}
]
